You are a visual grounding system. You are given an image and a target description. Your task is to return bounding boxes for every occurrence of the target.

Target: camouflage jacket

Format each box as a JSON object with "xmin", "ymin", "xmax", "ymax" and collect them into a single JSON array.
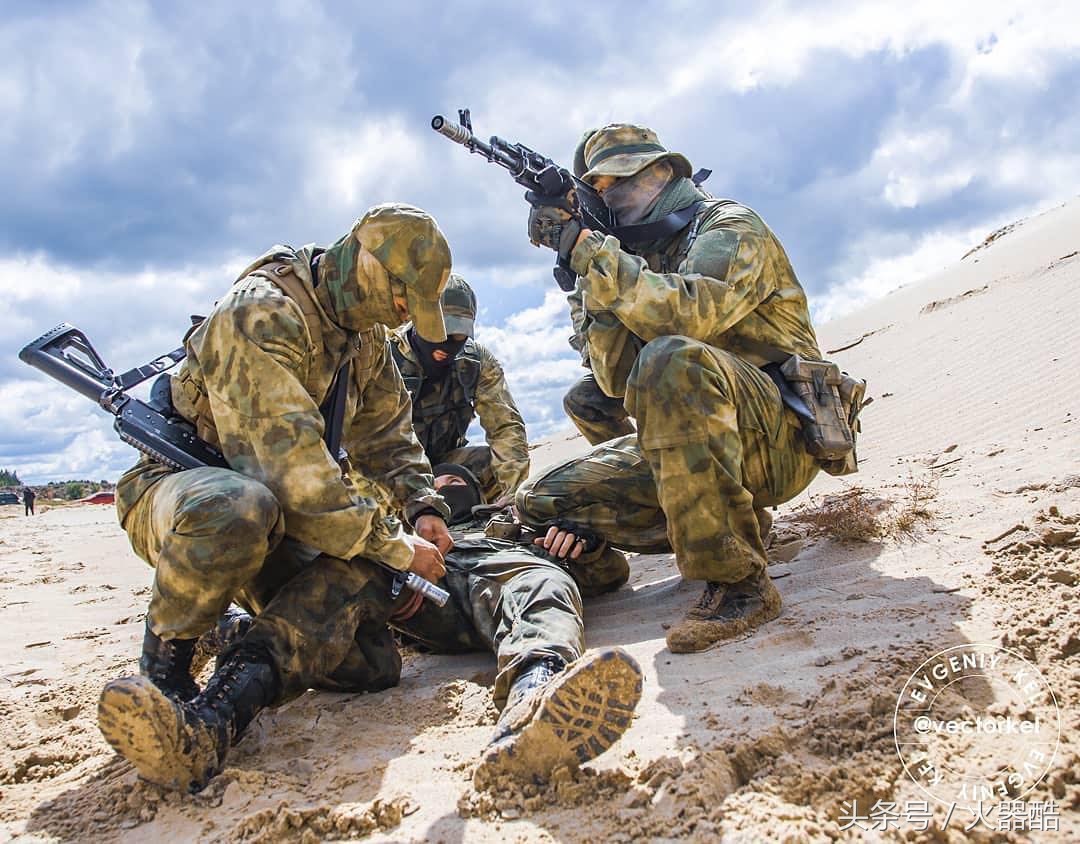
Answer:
[
  {"xmin": 569, "ymin": 179, "xmax": 822, "ymax": 399},
  {"xmin": 116, "ymin": 245, "xmax": 446, "ymax": 571},
  {"xmin": 389, "ymin": 327, "xmax": 530, "ymax": 498}
]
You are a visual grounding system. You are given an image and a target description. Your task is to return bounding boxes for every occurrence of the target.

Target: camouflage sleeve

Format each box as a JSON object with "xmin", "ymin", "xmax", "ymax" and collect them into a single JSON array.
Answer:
[
  {"xmin": 566, "ymin": 284, "xmax": 589, "ymax": 364},
  {"xmin": 342, "ymin": 338, "xmax": 450, "ymax": 525},
  {"xmin": 569, "ymin": 224, "xmax": 775, "ymax": 344},
  {"xmin": 473, "ymin": 344, "xmax": 531, "ymax": 497},
  {"xmin": 198, "ymin": 293, "xmax": 415, "ymax": 570},
  {"xmin": 578, "ymin": 309, "xmax": 643, "ymax": 399}
]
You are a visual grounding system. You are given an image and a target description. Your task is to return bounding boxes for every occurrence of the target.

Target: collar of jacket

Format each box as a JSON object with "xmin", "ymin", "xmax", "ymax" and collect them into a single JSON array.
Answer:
[{"xmin": 632, "ymin": 177, "xmax": 708, "ymax": 255}]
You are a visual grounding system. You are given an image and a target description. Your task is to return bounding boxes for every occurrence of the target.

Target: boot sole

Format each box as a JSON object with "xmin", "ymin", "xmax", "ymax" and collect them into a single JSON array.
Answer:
[
  {"xmin": 98, "ymin": 676, "xmax": 218, "ymax": 792},
  {"xmin": 475, "ymin": 648, "xmax": 642, "ymax": 785}
]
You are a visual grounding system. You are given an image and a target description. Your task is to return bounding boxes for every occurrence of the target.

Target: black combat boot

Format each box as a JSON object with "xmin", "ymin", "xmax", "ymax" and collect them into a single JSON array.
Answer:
[
  {"xmin": 500, "ymin": 656, "xmax": 566, "ymax": 719},
  {"xmin": 98, "ymin": 645, "xmax": 279, "ymax": 793},
  {"xmin": 190, "ymin": 606, "xmax": 254, "ymax": 677},
  {"xmin": 665, "ymin": 570, "xmax": 782, "ymax": 654},
  {"xmin": 139, "ymin": 620, "xmax": 200, "ymax": 702},
  {"xmin": 474, "ymin": 648, "xmax": 643, "ymax": 788}
]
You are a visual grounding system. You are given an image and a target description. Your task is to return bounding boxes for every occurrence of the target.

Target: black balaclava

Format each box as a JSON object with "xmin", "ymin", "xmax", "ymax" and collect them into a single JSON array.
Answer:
[
  {"xmin": 432, "ymin": 463, "xmax": 484, "ymax": 524},
  {"xmin": 408, "ymin": 326, "xmax": 468, "ymax": 379}
]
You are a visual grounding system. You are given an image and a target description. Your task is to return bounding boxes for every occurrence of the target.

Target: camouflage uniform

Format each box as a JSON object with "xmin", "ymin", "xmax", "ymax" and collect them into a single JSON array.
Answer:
[
  {"xmin": 519, "ymin": 126, "xmax": 822, "ymax": 588},
  {"xmin": 116, "ymin": 203, "xmax": 453, "ymax": 701},
  {"xmin": 390, "ymin": 276, "xmax": 529, "ymax": 501},
  {"xmin": 562, "ymin": 132, "xmax": 637, "ymax": 446},
  {"xmin": 562, "ymin": 290, "xmax": 636, "ymax": 446},
  {"xmin": 394, "ymin": 519, "xmax": 584, "ymax": 709}
]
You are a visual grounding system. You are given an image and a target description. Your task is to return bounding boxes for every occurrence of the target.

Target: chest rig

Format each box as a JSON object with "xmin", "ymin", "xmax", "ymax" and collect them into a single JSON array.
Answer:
[{"xmin": 391, "ymin": 339, "xmax": 482, "ymax": 457}]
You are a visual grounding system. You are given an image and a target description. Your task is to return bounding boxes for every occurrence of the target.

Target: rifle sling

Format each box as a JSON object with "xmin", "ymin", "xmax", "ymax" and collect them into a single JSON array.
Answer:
[
  {"xmin": 114, "ymin": 346, "xmax": 188, "ymax": 390},
  {"xmin": 609, "ymin": 200, "xmax": 704, "ymax": 246},
  {"xmin": 320, "ymin": 361, "xmax": 351, "ymax": 461}
]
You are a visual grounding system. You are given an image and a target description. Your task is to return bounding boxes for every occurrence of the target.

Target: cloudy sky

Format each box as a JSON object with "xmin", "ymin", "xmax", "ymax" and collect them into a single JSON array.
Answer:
[{"xmin": 2, "ymin": 1, "xmax": 1078, "ymax": 483}]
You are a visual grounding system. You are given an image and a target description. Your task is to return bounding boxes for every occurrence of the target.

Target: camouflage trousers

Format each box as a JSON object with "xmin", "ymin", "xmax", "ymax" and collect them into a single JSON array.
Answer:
[
  {"xmin": 397, "ymin": 538, "xmax": 584, "ymax": 708},
  {"xmin": 519, "ymin": 337, "xmax": 820, "ymax": 584},
  {"xmin": 120, "ymin": 467, "xmax": 583, "ymax": 707},
  {"xmin": 431, "ymin": 445, "xmax": 500, "ymax": 502},
  {"xmin": 563, "ymin": 371, "xmax": 636, "ymax": 446}
]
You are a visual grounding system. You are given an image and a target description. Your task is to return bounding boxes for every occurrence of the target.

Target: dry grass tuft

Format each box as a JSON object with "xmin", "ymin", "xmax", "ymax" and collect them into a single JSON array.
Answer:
[
  {"xmin": 791, "ymin": 486, "xmax": 889, "ymax": 541},
  {"xmin": 886, "ymin": 473, "xmax": 938, "ymax": 538},
  {"xmin": 791, "ymin": 475, "xmax": 938, "ymax": 542}
]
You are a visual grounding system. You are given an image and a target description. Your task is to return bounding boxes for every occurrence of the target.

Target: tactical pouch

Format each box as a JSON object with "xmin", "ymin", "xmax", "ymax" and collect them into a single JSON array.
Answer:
[
  {"xmin": 483, "ymin": 509, "xmax": 523, "ymax": 541},
  {"xmin": 819, "ymin": 373, "xmax": 868, "ymax": 476},
  {"xmin": 778, "ymin": 355, "xmax": 854, "ymax": 462}
]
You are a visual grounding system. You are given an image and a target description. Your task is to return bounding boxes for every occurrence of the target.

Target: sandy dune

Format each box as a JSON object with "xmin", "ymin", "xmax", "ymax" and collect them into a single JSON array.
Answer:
[{"xmin": 2, "ymin": 200, "xmax": 1078, "ymax": 841}]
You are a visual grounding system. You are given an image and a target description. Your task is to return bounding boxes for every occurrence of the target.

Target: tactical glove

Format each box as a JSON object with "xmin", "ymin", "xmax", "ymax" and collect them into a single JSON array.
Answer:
[{"xmin": 526, "ymin": 192, "xmax": 582, "ymax": 261}]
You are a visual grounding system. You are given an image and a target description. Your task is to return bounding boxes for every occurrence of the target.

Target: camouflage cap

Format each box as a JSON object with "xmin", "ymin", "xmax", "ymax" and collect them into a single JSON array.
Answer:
[
  {"xmin": 355, "ymin": 203, "xmax": 452, "ymax": 342},
  {"xmin": 441, "ymin": 274, "xmax": 477, "ymax": 337},
  {"xmin": 582, "ymin": 124, "xmax": 692, "ymax": 184}
]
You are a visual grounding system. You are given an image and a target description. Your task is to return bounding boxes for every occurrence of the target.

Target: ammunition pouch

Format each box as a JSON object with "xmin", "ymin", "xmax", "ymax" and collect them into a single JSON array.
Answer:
[
  {"xmin": 766, "ymin": 355, "xmax": 867, "ymax": 477},
  {"xmin": 819, "ymin": 372, "xmax": 867, "ymax": 476}
]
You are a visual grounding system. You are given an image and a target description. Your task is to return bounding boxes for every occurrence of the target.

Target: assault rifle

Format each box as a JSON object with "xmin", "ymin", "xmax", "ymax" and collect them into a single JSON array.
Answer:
[
  {"xmin": 431, "ymin": 108, "xmax": 710, "ymax": 291},
  {"xmin": 432, "ymin": 109, "xmax": 615, "ymax": 292},
  {"xmin": 18, "ymin": 323, "xmax": 449, "ymax": 606}
]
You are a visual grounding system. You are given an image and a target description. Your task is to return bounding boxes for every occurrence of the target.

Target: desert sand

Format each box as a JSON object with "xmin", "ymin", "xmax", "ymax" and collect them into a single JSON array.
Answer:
[{"xmin": 1, "ymin": 200, "xmax": 1078, "ymax": 842}]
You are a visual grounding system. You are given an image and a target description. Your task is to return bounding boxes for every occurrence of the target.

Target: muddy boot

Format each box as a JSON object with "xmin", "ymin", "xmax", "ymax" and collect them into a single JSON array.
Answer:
[
  {"xmin": 474, "ymin": 648, "xmax": 642, "ymax": 788},
  {"xmin": 665, "ymin": 572, "xmax": 782, "ymax": 654},
  {"xmin": 190, "ymin": 607, "xmax": 254, "ymax": 677},
  {"xmin": 139, "ymin": 621, "xmax": 200, "ymax": 702},
  {"xmin": 98, "ymin": 645, "xmax": 279, "ymax": 792}
]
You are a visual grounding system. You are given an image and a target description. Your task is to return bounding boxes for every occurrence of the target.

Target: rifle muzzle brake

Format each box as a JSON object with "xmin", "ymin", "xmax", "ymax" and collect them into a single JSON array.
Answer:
[{"xmin": 431, "ymin": 115, "xmax": 472, "ymax": 144}]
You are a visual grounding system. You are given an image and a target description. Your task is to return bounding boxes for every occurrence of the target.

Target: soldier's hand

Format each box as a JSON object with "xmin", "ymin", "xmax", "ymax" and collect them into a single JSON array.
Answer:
[
  {"xmin": 526, "ymin": 194, "xmax": 581, "ymax": 260},
  {"xmin": 408, "ymin": 535, "xmax": 446, "ymax": 582},
  {"xmin": 415, "ymin": 514, "xmax": 454, "ymax": 555},
  {"xmin": 534, "ymin": 525, "xmax": 586, "ymax": 560}
]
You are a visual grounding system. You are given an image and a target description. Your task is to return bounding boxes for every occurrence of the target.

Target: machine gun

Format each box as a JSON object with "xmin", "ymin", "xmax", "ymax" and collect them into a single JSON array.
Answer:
[
  {"xmin": 432, "ymin": 109, "xmax": 616, "ymax": 291},
  {"xmin": 18, "ymin": 323, "xmax": 450, "ymax": 607}
]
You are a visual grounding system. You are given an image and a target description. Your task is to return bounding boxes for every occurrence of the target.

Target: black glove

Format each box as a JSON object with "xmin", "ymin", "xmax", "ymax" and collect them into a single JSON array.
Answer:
[{"xmin": 526, "ymin": 191, "xmax": 582, "ymax": 261}]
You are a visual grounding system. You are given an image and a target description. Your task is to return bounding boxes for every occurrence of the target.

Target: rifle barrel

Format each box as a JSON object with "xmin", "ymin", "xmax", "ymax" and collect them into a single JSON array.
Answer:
[{"xmin": 431, "ymin": 115, "xmax": 521, "ymax": 172}]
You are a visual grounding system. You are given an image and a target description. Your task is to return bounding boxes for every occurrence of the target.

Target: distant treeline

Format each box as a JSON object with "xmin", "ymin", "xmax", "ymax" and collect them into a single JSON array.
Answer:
[{"xmin": 1, "ymin": 469, "xmax": 114, "ymax": 500}]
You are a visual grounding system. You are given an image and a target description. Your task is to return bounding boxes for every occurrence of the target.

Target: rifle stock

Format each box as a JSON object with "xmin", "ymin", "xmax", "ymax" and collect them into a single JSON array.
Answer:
[{"xmin": 18, "ymin": 323, "xmax": 449, "ymax": 607}]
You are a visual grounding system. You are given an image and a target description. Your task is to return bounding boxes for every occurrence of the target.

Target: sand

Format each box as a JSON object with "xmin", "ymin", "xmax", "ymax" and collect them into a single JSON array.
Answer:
[{"xmin": 1, "ymin": 200, "xmax": 1078, "ymax": 841}]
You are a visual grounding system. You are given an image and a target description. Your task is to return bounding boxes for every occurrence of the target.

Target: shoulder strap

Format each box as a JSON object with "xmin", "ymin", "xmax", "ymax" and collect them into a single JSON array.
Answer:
[
  {"xmin": 261, "ymin": 262, "xmax": 324, "ymax": 351},
  {"xmin": 454, "ymin": 343, "xmax": 482, "ymax": 402},
  {"xmin": 113, "ymin": 346, "xmax": 188, "ymax": 390},
  {"xmin": 320, "ymin": 361, "xmax": 350, "ymax": 461}
]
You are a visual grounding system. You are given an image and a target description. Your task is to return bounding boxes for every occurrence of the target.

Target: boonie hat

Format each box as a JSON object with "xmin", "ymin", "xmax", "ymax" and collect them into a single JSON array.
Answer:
[{"xmin": 582, "ymin": 124, "xmax": 692, "ymax": 184}]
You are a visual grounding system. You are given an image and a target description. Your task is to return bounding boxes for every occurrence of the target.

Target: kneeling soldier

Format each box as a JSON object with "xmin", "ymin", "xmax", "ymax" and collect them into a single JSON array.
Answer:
[{"xmin": 98, "ymin": 203, "xmax": 456, "ymax": 792}]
